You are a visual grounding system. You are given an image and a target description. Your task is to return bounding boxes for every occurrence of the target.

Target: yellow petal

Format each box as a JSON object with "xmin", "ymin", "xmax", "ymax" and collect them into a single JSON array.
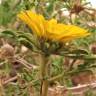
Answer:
[
  {"xmin": 26, "ymin": 11, "xmax": 45, "ymax": 36},
  {"xmin": 17, "ymin": 10, "xmax": 90, "ymax": 42}
]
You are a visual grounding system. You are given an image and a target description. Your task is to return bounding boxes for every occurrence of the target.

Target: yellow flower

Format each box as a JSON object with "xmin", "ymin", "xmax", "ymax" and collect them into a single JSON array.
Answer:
[{"xmin": 17, "ymin": 10, "xmax": 90, "ymax": 42}]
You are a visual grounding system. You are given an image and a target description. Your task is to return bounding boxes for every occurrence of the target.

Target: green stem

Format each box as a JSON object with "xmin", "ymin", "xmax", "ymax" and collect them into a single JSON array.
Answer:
[
  {"xmin": 40, "ymin": 54, "xmax": 49, "ymax": 96},
  {"xmin": 40, "ymin": 80, "xmax": 48, "ymax": 96},
  {"xmin": 0, "ymin": 80, "xmax": 5, "ymax": 96},
  {"xmin": 48, "ymin": 72, "xmax": 64, "ymax": 82}
]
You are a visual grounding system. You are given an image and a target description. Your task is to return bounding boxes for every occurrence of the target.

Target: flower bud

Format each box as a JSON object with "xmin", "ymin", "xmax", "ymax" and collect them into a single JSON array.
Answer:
[
  {"xmin": 90, "ymin": 43, "xmax": 96, "ymax": 54},
  {"xmin": 0, "ymin": 44, "xmax": 14, "ymax": 59}
]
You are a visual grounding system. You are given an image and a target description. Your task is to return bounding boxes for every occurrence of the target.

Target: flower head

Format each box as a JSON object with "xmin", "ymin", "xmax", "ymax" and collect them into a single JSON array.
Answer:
[{"xmin": 17, "ymin": 10, "xmax": 90, "ymax": 42}]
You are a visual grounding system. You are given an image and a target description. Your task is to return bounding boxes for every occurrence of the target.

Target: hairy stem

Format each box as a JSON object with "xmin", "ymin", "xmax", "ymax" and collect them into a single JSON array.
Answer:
[{"xmin": 40, "ymin": 54, "xmax": 49, "ymax": 96}]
